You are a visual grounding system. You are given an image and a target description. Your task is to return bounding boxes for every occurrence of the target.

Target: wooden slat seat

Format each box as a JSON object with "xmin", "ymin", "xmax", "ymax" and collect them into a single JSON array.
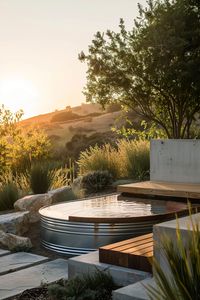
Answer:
[{"xmin": 99, "ymin": 233, "xmax": 153, "ymax": 272}]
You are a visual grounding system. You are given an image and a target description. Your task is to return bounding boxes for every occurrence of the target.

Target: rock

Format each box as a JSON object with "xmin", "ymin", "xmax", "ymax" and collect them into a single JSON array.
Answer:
[
  {"xmin": 0, "ymin": 230, "xmax": 32, "ymax": 251},
  {"xmin": 48, "ymin": 186, "xmax": 76, "ymax": 203},
  {"xmin": 14, "ymin": 194, "xmax": 52, "ymax": 223},
  {"xmin": 0, "ymin": 211, "xmax": 30, "ymax": 235}
]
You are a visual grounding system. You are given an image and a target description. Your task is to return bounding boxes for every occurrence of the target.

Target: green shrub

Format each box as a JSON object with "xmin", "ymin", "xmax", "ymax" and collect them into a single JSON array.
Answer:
[
  {"xmin": 48, "ymin": 269, "xmax": 115, "ymax": 300},
  {"xmin": 30, "ymin": 164, "xmax": 53, "ymax": 194},
  {"xmin": 81, "ymin": 171, "xmax": 113, "ymax": 193},
  {"xmin": 145, "ymin": 214, "xmax": 200, "ymax": 300},
  {"xmin": 0, "ymin": 183, "xmax": 19, "ymax": 211}
]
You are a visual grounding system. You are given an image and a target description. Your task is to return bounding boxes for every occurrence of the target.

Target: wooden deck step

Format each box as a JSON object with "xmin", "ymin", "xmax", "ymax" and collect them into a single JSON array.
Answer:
[
  {"xmin": 99, "ymin": 233, "xmax": 153, "ymax": 272},
  {"xmin": 117, "ymin": 180, "xmax": 200, "ymax": 200}
]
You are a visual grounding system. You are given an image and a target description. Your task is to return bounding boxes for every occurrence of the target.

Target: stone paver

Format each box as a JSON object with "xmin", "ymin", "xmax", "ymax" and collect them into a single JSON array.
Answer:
[
  {"xmin": 112, "ymin": 278, "xmax": 154, "ymax": 300},
  {"xmin": 0, "ymin": 258, "xmax": 68, "ymax": 300},
  {"xmin": 68, "ymin": 251, "xmax": 151, "ymax": 287},
  {"xmin": 0, "ymin": 252, "xmax": 48, "ymax": 275},
  {"xmin": 0, "ymin": 249, "xmax": 10, "ymax": 257}
]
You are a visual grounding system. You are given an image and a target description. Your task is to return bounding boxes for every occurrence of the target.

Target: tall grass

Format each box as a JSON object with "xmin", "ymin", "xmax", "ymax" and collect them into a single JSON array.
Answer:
[
  {"xmin": 30, "ymin": 164, "xmax": 53, "ymax": 194},
  {"xmin": 78, "ymin": 144, "xmax": 121, "ymax": 179},
  {"xmin": 77, "ymin": 139, "xmax": 150, "ymax": 180},
  {"xmin": 118, "ymin": 140, "xmax": 150, "ymax": 180},
  {"xmin": 0, "ymin": 183, "xmax": 19, "ymax": 211},
  {"xmin": 145, "ymin": 213, "xmax": 200, "ymax": 300},
  {"xmin": 0, "ymin": 171, "xmax": 30, "ymax": 197}
]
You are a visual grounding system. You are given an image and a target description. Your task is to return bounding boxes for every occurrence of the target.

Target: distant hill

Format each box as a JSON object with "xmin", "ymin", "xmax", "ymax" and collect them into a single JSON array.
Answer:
[{"xmin": 20, "ymin": 103, "xmax": 123, "ymax": 148}]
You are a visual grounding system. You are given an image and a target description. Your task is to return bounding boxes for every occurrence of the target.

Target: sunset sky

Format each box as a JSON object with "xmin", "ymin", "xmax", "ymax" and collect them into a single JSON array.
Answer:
[{"xmin": 0, "ymin": 0, "xmax": 146, "ymax": 118}]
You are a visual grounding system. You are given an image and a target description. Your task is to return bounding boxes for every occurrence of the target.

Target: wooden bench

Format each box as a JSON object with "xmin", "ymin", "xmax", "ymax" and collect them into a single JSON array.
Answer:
[{"xmin": 99, "ymin": 233, "xmax": 153, "ymax": 273}]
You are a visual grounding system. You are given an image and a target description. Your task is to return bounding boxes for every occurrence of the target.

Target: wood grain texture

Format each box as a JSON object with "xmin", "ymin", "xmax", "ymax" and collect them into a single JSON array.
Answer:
[
  {"xmin": 99, "ymin": 233, "xmax": 153, "ymax": 272},
  {"xmin": 117, "ymin": 181, "xmax": 200, "ymax": 199}
]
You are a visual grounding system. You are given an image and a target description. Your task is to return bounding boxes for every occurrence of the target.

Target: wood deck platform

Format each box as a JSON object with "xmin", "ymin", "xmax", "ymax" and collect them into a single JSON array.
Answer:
[
  {"xmin": 99, "ymin": 233, "xmax": 153, "ymax": 273},
  {"xmin": 117, "ymin": 181, "xmax": 200, "ymax": 200}
]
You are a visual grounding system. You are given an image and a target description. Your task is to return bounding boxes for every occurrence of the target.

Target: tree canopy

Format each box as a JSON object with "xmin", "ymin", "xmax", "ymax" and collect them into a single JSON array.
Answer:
[
  {"xmin": 79, "ymin": 0, "xmax": 200, "ymax": 138},
  {"xmin": 0, "ymin": 105, "xmax": 51, "ymax": 173}
]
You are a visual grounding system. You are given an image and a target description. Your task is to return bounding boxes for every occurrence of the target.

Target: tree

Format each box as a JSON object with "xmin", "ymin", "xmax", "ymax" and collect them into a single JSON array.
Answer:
[
  {"xmin": 79, "ymin": 0, "xmax": 200, "ymax": 138},
  {"xmin": 0, "ymin": 105, "xmax": 51, "ymax": 173}
]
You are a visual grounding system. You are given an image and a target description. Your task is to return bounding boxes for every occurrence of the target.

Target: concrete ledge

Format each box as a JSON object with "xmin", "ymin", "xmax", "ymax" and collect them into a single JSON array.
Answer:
[
  {"xmin": 112, "ymin": 278, "xmax": 154, "ymax": 300},
  {"xmin": 153, "ymin": 213, "xmax": 200, "ymax": 277},
  {"xmin": 68, "ymin": 251, "xmax": 151, "ymax": 287}
]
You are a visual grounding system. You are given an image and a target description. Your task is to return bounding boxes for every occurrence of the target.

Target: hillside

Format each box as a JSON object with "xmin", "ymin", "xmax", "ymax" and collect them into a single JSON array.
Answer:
[{"xmin": 20, "ymin": 103, "xmax": 123, "ymax": 148}]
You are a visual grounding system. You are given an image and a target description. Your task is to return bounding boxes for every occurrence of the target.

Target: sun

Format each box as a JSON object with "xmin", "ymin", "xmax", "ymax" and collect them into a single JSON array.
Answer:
[{"xmin": 0, "ymin": 78, "xmax": 39, "ymax": 118}]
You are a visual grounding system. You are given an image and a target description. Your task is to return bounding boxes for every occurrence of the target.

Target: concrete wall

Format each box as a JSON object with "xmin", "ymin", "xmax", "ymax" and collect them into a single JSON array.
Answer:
[{"xmin": 150, "ymin": 139, "xmax": 200, "ymax": 183}]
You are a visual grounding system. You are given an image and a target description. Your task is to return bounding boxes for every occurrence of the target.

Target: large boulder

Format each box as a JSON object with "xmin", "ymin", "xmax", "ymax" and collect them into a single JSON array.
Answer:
[
  {"xmin": 0, "ymin": 211, "xmax": 30, "ymax": 235},
  {"xmin": 48, "ymin": 186, "xmax": 74, "ymax": 203},
  {"xmin": 0, "ymin": 230, "xmax": 32, "ymax": 251},
  {"xmin": 14, "ymin": 194, "xmax": 52, "ymax": 223}
]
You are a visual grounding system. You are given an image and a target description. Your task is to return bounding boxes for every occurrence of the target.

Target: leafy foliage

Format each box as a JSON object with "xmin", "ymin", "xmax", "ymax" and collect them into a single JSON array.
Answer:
[
  {"xmin": 0, "ymin": 105, "xmax": 51, "ymax": 173},
  {"xmin": 48, "ymin": 269, "xmax": 116, "ymax": 300},
  {"xmin": 146, "ymin": 214, "xmax": 200, "ymax": 300},
  {"xmin": 80, "ymin": 0, "xmax": 200, "ymax": 138},
  {"xmin": 0, "ymin": 183, "xmax": 19, "ymax": 211},
  {"xmin": 81, "ymin": 171, "xmax": 113, "ymax": 193}
]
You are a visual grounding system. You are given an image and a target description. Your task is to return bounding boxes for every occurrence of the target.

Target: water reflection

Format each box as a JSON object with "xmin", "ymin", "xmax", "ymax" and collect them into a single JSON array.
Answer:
[{"xmin": 41, "ymin": 194, "xmax": 187, "ymax": 220}]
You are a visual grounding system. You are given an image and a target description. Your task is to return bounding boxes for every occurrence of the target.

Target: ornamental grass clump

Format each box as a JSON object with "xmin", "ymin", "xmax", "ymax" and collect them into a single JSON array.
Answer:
[
  {"xmin": 30, "ymin": 163, "xmax": 53, "ymax": 194},
  {"xmin": 0, "ymin": 183, "xmax": 19, "ymax": 211},
  {"xmin": 78, "ymin": 144, "xmax": 120, "ymax": 179},
  {"xmin": 118, "ymin": 139, "xmax": 150, "ymax": 180},
  {"xmin": 145, "ymin": 213, "xmax": 200, "ymax": 300}
]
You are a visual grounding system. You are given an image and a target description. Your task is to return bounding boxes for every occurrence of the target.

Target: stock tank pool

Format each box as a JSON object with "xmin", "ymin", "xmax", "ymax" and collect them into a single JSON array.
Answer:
[{"xmin": 39, "ymin": 194, "xmax": 188, "ymax": 256}]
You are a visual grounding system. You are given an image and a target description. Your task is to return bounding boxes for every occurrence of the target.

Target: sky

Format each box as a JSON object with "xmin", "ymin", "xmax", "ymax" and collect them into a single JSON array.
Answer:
[{"xmin": 0, "ymin": 0, "xmax": 147, "ymax": 118}]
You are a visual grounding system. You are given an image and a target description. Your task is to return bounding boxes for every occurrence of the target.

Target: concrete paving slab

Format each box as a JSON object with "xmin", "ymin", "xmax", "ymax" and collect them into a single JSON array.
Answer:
[
  {"xmin": 0, "ymin": 258, "xmax": 68, "ymax": 300},
  {"xmin": 112, "ymin": 278, "xmax": 154, "ymax": 300},
  {"xmin": 0, "ymin": 249, "xmax": 10, "ymax": 257},
  {"xmin": 0, "ymin": 252, "xmax": 48, "ymax": 275},
  {"xmin": 68, "ymin": 251, "xmax": 151, "ymax": 287}
]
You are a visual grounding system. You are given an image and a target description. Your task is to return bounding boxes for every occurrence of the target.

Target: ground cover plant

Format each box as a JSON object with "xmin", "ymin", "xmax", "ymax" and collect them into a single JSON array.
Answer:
[{"xmin": 48, "ymin": 269, "xmax": 116, "ymax": 300}]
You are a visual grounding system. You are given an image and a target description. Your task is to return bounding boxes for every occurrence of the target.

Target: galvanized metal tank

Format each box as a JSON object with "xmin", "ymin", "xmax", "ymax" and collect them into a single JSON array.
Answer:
[{"xmin": 39, "ymin": 194, "xmax": 188, "ymax": 256}]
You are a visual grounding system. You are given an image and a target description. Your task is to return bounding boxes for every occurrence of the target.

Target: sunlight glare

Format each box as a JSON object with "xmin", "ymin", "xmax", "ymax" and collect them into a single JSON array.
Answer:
[{"xmin": 0, "ymin": 78, "xmax": 40, "ymax": 118}]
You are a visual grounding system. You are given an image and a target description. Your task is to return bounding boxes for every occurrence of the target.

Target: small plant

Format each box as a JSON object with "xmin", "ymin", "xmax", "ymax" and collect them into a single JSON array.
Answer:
[
  {"xmin": 145, "ymin": 214, "xmax": 200, "ymax": 300},
  {"xmin": 81, "ymin": 171, "xmax": 113, "ymax": 193},
  {"xmin": 30, "ymin": 163, "xmax": 53, "ymax": 194},
  {"xmin": 0, "ymin": 183, "xmax": 19, "ymax": 211},
  {"xmin": 48, "ymin": 269, "xmax": 116, "ymax": 300}
]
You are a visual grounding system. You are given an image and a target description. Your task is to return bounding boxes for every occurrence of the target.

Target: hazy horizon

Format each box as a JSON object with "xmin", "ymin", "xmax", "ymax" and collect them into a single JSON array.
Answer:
[{"xmin": 0, "ymin": 0, "xmax": 146, "ymax": 118}]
